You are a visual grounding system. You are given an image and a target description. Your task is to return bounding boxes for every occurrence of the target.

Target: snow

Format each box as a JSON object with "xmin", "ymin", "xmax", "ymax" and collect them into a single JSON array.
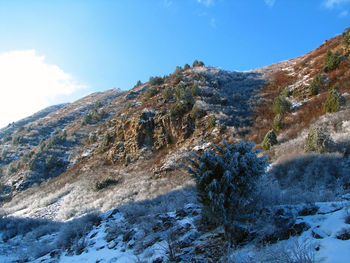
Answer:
[{"xmin": 2, "ymin": 198, "xmax": 350, "ymax": 262}]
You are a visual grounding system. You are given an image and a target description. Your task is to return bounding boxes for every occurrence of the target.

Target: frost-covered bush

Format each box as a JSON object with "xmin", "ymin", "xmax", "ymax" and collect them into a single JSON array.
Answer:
[
  {"xmin": 262, "ymin": 130, "xmax": 278, "ymax": 150},
  {"xmin": 185, "ymin": 141, "xmax": 267, "ymax": 230},
  {"xmin": 324, "ymin": 88, "xmax": 346, "ymax": 113},
  {"xmin": 269, "ymin": 153, "xmax": 350, "ymax": 201},
  {"xmin": 55, "ymin": 213, "xmax": 100, "ymax": 254},
  {"xmin": 273, "ymin": 96, "xmax": 292, "ymax": 115},
  {"xmin": 304, "ymin": 126, "xmax": 333, "ymax": 153}
]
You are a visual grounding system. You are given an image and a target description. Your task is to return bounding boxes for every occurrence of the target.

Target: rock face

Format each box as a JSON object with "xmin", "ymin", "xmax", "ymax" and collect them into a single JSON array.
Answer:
[{"xmin": 107, "ymin": 109, "xmax": 197, "ymax": 164}]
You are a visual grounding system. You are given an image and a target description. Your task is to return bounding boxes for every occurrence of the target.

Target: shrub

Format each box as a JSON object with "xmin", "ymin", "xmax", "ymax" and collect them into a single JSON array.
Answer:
[
  {"xmin": 82, "ymin": 109, "xmax": 107, "ymax": 125},
  {"xmin": 273, "ymin": 96, "xmax": 291, "ymax": 115},
  {"xmin": 283, "ymin": 87, "xmax": 291, "ymax": 97},
  {"xmin": 192, "ymin": 60, "xmax": 205, "ymax": 67},
  {"xmin": 270, "ymin": 153, "xmax": 350, "ymax": 199},
  {"xmin": 184, "ymin": 63, "xmax": 190, "ymax": 70},
  {"xmin": 94, "ymin": 178, "xmax": 119, "ymax": 191},
  {"xmin": 124, "ymin": 102, "xmax": 132, "ymax": 110},
  {"xmin": 309, "ymin": 82, "xmax": 319, "ymax": 96},
  {"xmin": 262, "ymin": 130, "xmax": 278, "ymax": 150},
  {"xmin": 304, "ymin": 126, "xmax": 333, "ymax": 153},
  {"xmin": 89, "ymin": 133, "xmax": 97, "ymax": 144},
  {"xmin": 191, "ymin": 83, "xmax": 199, "ymax": 96},
  {"xmin": 324, "ymin": 50, "xmax": 340, "ymax": 72},
  {"xmin": 175, "ymin": 84, "xmax": 194, "ymax": 108},
  {"xmin": 185, "ymin": 141, "xmax": 267, "ymax": 234},
  {"xmin": 190, "ymin": 104, "xmax": 202, "ymax": 119},
  {"xmin": 136, "ymin": 80, "xmax": 142, "ymax": 86},
  {"xmin": 149, "ymin": 76, "xmax": 164, "ymax": 86},
  {"xmin": 55, "ymin": 213, "xmax": 101, "ymax": 254},
  {"xmin": 342, "ymin": 27, "xmax": 350, "ymax": 46},
  {"xmin": 99, "ymin": 132, "xmax": 112, "ymax": 152},
  {"xmin": 7, "ymin": 163, "xmax": 17, "ymax": 175},
  {"xmin": 1, "ymin": 148, "xmax": 8, "ymax": 161},
  {"xmin": 324, "ymin": 87, "xmax": 346, "ymax": 113},
  {"xmin": 162, "ymin": 87, "xmax": 173, "ymax": 101},
  {"xmin": 172, "ymin": 66, "xmax": 183, "ymax": 84},
  {"xmin": 273, "ymin": 114, "xmax": 283, "ymax": 132},
  {"xmin": 45, "ymin": 132, "xmax": 67, "ymax": 149},
  {"xmin": 12, "ymin": 135, "xmax": 23, "ymax": 145},
  {"xmin": 208, "ymin": 115, "xmax": 215, "ymax": 128},
  {"xmin": 144, "ymin": 87, "xmax": 158, "ymax": 99}
]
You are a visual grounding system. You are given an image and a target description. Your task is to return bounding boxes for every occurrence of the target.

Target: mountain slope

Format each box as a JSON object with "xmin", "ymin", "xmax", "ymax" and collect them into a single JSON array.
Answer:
[{"xmin": 0, "ymin": 29, "xmax": 350, "ymax": 262}]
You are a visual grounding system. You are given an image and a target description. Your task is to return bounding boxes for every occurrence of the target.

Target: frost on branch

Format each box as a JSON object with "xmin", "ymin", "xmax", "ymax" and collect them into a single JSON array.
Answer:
[{"xmin": 185, "ymin": 141, "xmax": 268, "ymax": 232}]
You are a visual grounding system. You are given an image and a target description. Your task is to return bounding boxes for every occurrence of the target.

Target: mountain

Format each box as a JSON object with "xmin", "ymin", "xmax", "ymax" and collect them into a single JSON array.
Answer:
[{"xmin": 0, "ymin": 29, "xmax": 350, "ymax": 262}]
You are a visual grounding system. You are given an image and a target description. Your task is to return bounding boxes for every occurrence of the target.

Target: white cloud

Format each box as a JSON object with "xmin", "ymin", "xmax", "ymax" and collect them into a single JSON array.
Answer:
[
  {"xmin": 323, "ymin": 0, "xmax": 350, "ymax": 9},
  {"xmin": 264, "ymin": 0, "xmax": 276, "ymax": 7},
  {"xmin": 163, "ymin": 0, "xmax": 173, "ymax": 7},
  {"xmin": 197, "ymin": 0, "xmax": 215, "ymax": 7},
  {"xmin": 0, "ymin": 50, "xmax": 87, "ymax": 128},
  {"xmin": 339, "ymin": 9, "xmax": 349, "ymax": 16}
]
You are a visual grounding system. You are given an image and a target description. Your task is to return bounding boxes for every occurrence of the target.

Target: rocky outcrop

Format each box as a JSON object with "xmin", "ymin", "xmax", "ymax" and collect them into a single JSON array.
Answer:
[{"xmin": 107, "ymin": 109, "xmax": 197, "ymax": 164}]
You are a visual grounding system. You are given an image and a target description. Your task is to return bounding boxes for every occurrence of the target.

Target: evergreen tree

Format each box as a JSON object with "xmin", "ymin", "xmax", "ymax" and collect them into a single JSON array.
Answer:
[{"xmin": 185, "ymin": 141, "xmax": 267, "ymax": 235}]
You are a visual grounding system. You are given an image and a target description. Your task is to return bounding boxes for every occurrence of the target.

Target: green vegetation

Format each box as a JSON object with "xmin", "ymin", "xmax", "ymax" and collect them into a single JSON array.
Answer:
[
  {"xmin": 283, "ymin": 87, "xmax": 291, "ymax": 97},
  {"xmin": 342, "ymin": 27, "xmax": 350, "ymax": 46},
  {"xmin": 99, "ymin": 132, "xmax": 112, "ymax": 152},
  {"xmin": 324, "ymin": 50, "xmax": 340, "ymax": 72},
  {"xmin": 273, "ymin": 114, "xmax": 283, "ymax": 132},
  {"xmin": 94, "ymin": 178, "xmax": 119, "ymax": 191},
  {"xmin": 162, "ymin": 87, "xmax": 173, "ymax": 101},
  {"xmin": 185, "ymin": 141, "xmax": 267, "ymax": 240},
  {"xmin": 273, "ymin": 96, "xmax": 292, "ymax": 115},
  {"xmin": 191, "ymin": 83, "xmax": 199, "ymax": 96},
  {"xmin": 184, "ymin": 63, "xmax": 190, "ymax": 70},
  {"xmin": 304, "ymin": 126, "xmax": 333, "ymax": 153},
  {"xmin": 45, "ymin": 131, "xmax": 67, "ymax": 149},
  {"xmin": 12, "ymin": 135, "xmax": 24, "ymax": 145},
  {"xmin": 170, "ymin": 84, "xmax": 195, "ymax": 119},
  {"xmin": 208, "ymin": 115, "xmax": 215, "ymax": 128},
  {"xmin": 144, "ymin": 87, "xmax": 158, "ymax": 99},
  {"xmin": 173, "ymin": 66, "xmax": 183, "ymax": 84},
  {"xmin": 1, "ymin": 148, "xmax": 8, "ymax": 161},
  {"xmin": 1, "ymin": 134, "xmax": 12, "ymax": 144},
  {"xmin": 124, "ymin": 102, "xmax": 132, "ymax": 110},
  {"xmin": 190, "ymin": 104, "xmax": 202, "ymax": 119},
  {"xmin": 262, "ymin": 129, "xmax": 278, "ymax": 150},
  {"xmin": 7, "ymin": 163, "xmax": 17, "ymax": 175},
  {"xmin": 192, "ymin": 60, "xmax": 205, "ymax": 67},
  {"xmin": 309, "ymin": 75, "xmax": 322, "ymax": 96},
  {"xmin": 89, "ymin": 133, "xmax": 97, "ymax": 144},
  {"xmin": 309, "ymin": 83, "xmax": 318, "ymax": 96},
  {"xmin": 82, "ymin": 109, "xmax": 107, "ymax": 125},
  {"xmin": 149, "ymin": 76, "xmax": 164, "ymax": 86},
  {"xmin": 324, "ymin": 86, "xmax": 346, "ymax": 113}
]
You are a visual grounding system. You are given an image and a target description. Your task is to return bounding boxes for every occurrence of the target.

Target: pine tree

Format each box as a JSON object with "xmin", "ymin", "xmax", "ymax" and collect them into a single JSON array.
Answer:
[{"xmin": 185, "ymin": 141, "xmax": 267, "ymax": 233}]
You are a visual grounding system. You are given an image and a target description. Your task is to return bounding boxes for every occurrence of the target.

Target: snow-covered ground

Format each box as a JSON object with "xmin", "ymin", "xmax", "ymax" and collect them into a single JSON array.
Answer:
[{"xmin": 2, "ymin": 199, "xmax": 350, "ymax": 262}]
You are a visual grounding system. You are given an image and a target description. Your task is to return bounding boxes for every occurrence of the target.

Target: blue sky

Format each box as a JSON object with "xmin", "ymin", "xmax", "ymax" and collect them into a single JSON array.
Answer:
[{"xmin": 0, "ymin": 0, "xmax": 349, "ymax": 127}]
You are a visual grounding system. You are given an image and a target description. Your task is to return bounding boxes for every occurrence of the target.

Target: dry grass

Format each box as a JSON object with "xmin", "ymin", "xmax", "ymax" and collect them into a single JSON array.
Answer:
[{"xmin": 248, "ymin": 32, "xmax": 350, "ymax": 146}]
